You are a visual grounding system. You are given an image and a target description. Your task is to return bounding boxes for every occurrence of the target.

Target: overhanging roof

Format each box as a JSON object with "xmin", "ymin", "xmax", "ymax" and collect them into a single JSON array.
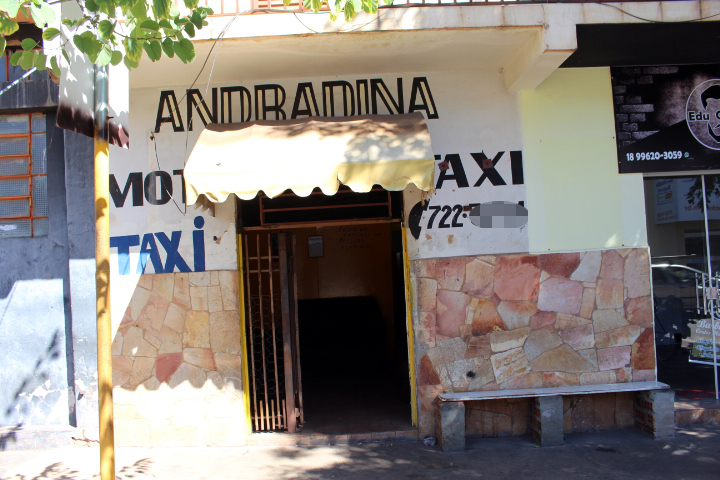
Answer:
[{"xmin": 183, "ymin": 112, "xmax": 436, "ymax": 206}]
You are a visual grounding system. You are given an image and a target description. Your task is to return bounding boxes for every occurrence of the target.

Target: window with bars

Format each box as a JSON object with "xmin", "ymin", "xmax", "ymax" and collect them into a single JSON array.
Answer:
[{"xmin": 0, "ymin": 113, "xmax": 48, "ymax": 238}]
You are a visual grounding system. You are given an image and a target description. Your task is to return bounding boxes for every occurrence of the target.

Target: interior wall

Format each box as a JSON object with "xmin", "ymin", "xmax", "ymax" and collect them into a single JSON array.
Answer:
[
  {"xmin": 521, "ymin": 67, "xmax": 648, "ymax": 253},
  {"xmin": 286, "ymin": 223, "xmax": 396, "ymax": 355}
]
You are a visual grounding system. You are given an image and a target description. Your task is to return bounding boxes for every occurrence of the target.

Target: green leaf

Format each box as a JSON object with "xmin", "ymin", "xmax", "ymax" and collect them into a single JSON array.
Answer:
[
  {"xmin": 110, "ymin": 49, "xmax": 123, "ymax": 66},
  {"xmin": 50, "ymin": 55, "xmax": 60, "ymax": 76},
  {"xmin": 183, "ymin": 22, "xmax": 194, "ymax": 37},
  {"xmin": 123, "ymin": 37, "xmax": 143, "ymax": 62},
  {"xmin": 123, "ymin": 55, "xmax": 139, "ymax": 69},
  {"xmin": 99, "ymin": 19, "xmax": 115, "ymax": 39},
  {"xmin": 0, "ymin": 17, "xmax": 18, "ymax": 36},
  {"xmin": 0, "ymin": 36, "xmax": 5, "ymax": 55},
  {"xmin": 130, "ymin": 0, "xmax": 148, "ymax": 20},
  {"xmin": 73, "ymin": 34, "xmax": 90, "ymax": 54},
  {"xmin": 20, "ymin": 50, "xmax": 34, "ymax": 70},
  {"xmin": 142, "ymin": 38, "xmax": 161, "ymax": 61},
  {"xmin": 172, "ymin": 38, "xmax": 194, "ymax": 64},
  {"xmin": 189, "ymin": 11, "xmax": 202, "ymax": 29},
  {"xmin": 85, "ymin": 0, "xmax": 99, "ymax": 12},
  {"xmin": 29, "ymin": 3, "xmax": 44, "ymax": 28},
  {"xmin": 0, "ymin": 0, "xmax": 21, "ymax": 17},
  {"xmin": 140, "ymin": 19, "xmax": 160, "ymax": 30},
  {"xmin": 21, "ymin": 38, "xmax": 36, "ymax": 50},
  {"xmin": 42, "ymin": 27, "xmax": 61, "ymax": 41},
  {"xmin": 343, "ymin": 2, "xmax": 355, "ymax": 21},
  {"xmin": 61, "ymin": 48, "xmax": 70, "ymax": 64},
  {"xmin": 161, "ymin": 37, "xmax": 174, "ymax": 58},
  {"xmin": 283, "ymin": 0, "xmax": 292, "ymax": 4},
  {"xmin": 363, "ymin": 0, "xmax": 378, "ymax": 13},
  {"xmin": 96, "ymin": 45, "xmax": 113, "ymax": 66},
  {"xmin": 153, "ymin": 0, "xmax": 171, "ymax": 18},
  {"xmin": 39, "ymin": 2, "xmax": 56, "ymax": 24},
  {"xmin": 169, "ymin": 1, "xmax": 179, "ymax": 16},
  {"xmin": 34, "ymin": 53, "xmax": 46, "ymax": 70},
  {"xmin": 9, "ymin": 50, "xmax": 21, "ymax": 66},
  {"xmin": 184, "ymin": 0, "xmax": 199, "ymax": 8},
  {"xmin": 158, "ymin": 19, "xmax": 173, "ymax": 29}
]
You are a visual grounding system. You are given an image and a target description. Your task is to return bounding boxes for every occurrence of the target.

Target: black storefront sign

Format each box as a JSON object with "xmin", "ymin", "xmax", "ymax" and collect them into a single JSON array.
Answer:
[{"xmin": 612, "ymin": 65, "xmax": 720, "ymax": 174}]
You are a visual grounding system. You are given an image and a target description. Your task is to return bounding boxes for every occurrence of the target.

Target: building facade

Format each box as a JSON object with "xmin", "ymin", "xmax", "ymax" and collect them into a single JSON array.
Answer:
[{"xmin": 1, "ymin": 0, "xmax": 719, "ymax": 448}]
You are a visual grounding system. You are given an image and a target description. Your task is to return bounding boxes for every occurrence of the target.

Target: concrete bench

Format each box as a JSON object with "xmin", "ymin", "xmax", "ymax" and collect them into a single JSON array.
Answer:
[{"xmin": 435, "ymin": 381, "xmax": 673, "ymax": 452}]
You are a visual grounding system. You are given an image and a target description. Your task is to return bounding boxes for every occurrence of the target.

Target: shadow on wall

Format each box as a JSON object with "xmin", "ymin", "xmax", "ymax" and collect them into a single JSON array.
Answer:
[
  {"xmin": 112, "ymin": 271, "xmax": 242, "ymax": 392},
  {"xmin": 1, "ymin": 330, "xmax": 63, "ymax": 451},
  {"xmin": 110, "ymin": 271, "xmax": 245, "ymax": 445}
]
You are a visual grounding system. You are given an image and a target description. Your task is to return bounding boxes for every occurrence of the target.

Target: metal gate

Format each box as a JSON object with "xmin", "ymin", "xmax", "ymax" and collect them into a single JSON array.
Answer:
[{"xmin": 243, "ymin": 232, "xmax": 304, "ymax": 432}]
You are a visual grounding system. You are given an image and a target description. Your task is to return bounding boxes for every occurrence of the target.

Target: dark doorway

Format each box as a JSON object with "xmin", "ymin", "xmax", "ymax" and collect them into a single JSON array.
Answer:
[{"xmin": 239, "ymin": 188, "xmax": 413, "ymax": 434}]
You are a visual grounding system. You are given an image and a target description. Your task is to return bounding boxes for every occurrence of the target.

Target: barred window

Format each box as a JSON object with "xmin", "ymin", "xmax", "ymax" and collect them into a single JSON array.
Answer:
[{"xmin": 0, "ymin": 113, "xmax": 48, "ymax": 238}]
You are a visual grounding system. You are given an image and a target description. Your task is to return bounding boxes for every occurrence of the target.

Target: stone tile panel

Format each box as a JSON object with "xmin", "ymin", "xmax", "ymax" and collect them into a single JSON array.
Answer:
[
  {"xmin": 436, "ymin": 290, "xmax": 470, "ymax": 337},
  {"xmin": 596, "ymin": 278, "xmax": 624, "ymax": 310},
  {"xmin": 490, "ymin": 347, "xmax": 531, "ymax": 384},
  {"xmin": 497, "ymin": 301, "xmax": 537, "ymax": 330},
  {"xmin": 570, "ymin": 251, "xmax": 602, "ymax": 282},
  {"xmin": 436, "ymin": 257, "xmax": 467, "ymax": 291},
  {"xmin": 538, "ymin": 252, "xmax": 582, "ymax": 277},
  {"xmin": 493, "ymin": 255, "xmax": 540, "ymax": 301},
  {"xmin": 538, "ymin": 277, "xmax": 583, "ymax": 315},
  {"xmin": 524, "ymin": 327, "xmax": 563, "ymax": 362},
  {"xmin": 490, "ymin": 327, "xmax": 530, "ymax": 353},
  {"xmin": 463, "ymin": 259, "xmax": 494, "ymax": 297},
  {"xmin": 597, "ymin": 346, "xmax": 632, "ymax": 371},
  {"xmin": 600, "ymin": 250, "xmax": 624, "ymax": 279},
  {"xmin": 624, "ymin": 249, "xmax": 651, "ymax": 298},
  {"xmin": 471, "ymin": 298, "xmax": 506, "ymax": 336}
]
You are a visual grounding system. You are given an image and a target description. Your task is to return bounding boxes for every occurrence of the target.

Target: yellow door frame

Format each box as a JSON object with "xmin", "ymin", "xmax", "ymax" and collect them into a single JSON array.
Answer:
[
  {"xmin": 402, "ymin": 226, "xmax": 419, "ymax": 427},
  {"xmin": 237, "ymin": 234, "xmax": 254, "ymax": 436}
]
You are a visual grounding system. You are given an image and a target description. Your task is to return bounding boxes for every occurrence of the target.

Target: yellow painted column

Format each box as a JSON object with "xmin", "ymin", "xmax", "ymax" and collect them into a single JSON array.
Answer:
[
  {"xmin": 237, "ymin": 234, "xmax": 253, "ymax": 436},
  {"xmin": 95, "ymin": 135, "xmax": 114, "ymax": 480},
  {"xmin": 94, "ymin": 64, "xmax": 114, "ymax": 480},
  {"xmin": 402, "ymin": 227, "xmax": 418, "ymax": 427}
]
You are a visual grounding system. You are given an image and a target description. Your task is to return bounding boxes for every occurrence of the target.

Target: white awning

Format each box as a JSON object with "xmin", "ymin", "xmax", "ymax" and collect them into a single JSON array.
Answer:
[{"xmin": 183, "ymin": 112, "xmax": 435, "ymax": 207}]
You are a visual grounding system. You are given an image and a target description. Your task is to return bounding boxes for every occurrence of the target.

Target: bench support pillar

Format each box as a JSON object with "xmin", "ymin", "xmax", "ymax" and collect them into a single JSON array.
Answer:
[
  {"xmin": 529, "ymin": 395, "xmax": 564, "ymax": 446},
  {"xmin": 436, "ymin": 400, "xmax": 465, "ymax": 452},
  {"xmin": 634, "ymin": 389, "xmax": 675, "ymax": 439}
]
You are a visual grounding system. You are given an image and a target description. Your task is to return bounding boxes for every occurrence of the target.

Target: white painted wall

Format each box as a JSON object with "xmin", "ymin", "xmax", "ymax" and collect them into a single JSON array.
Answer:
[{"xmin": 109, "ymin": 68, "xmax": 532, "ymax": 326}]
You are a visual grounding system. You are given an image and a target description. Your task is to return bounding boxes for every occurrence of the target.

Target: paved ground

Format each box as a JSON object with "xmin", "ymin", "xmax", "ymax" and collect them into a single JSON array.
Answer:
[{"xmin": 1, "ymin": 425, "xmax": 719, "ymax": 480}]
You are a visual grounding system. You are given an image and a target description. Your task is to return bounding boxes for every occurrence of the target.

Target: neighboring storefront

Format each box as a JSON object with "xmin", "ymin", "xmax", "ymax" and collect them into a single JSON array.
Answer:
[{"xmin": 611, "ymin": 64, "xmax": 720, "ymax": 401}]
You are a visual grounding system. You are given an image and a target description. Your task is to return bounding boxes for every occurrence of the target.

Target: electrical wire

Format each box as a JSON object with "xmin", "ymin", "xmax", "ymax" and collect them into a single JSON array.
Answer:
[{"xmin": 597, "ymin": 2, "xmax": 720, "ymax": 23}]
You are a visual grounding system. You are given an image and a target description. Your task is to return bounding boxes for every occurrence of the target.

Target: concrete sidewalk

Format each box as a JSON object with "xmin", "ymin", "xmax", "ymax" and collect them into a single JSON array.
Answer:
[{"xmin": 2, "ymin": 425, "xmax": 719, "ymax": 480}]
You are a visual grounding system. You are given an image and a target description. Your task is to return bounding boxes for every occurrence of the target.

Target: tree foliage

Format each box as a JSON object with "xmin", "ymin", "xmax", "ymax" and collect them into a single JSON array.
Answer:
[{"xmin": 0, "ymin": 0, "xmax": 391, "ymax": 76}]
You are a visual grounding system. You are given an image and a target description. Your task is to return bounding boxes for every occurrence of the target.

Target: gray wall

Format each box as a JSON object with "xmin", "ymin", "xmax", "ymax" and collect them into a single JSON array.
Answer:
[
  {"xmin": 0, "ymin": 75, "xmax": 97, "ymax": 449},
  {"xmin": 0, "ymin": 114, "xmax": 70, "ymax": 432}
]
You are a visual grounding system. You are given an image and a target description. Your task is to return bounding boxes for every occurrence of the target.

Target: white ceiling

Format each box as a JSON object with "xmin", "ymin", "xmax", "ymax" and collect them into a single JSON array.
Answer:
[{"xmin": 130, "ymin": 26, "xmax": 541, "ymax": 89}]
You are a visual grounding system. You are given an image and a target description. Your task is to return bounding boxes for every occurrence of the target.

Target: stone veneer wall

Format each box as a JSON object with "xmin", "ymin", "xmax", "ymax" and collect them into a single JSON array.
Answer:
[
  {"xmin": 111, "ymin": 271, "xmax": 246, "ymax": 446},
  {"xmin": 414, "ymin": 248, "xmax": 655, "ymax": 437}
]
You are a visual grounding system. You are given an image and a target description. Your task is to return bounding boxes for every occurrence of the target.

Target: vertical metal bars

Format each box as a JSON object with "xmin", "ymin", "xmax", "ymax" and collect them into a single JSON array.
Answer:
[{"xmin": 243, "ymin": 232, "xmax": 303, "ymax": 431}]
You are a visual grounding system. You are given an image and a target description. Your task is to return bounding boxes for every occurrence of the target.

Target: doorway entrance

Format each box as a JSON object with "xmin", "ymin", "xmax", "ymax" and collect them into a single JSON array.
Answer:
[
  {"xmin": 239, "ymin": 187, "xmax": 413, "ymax": 434},
  {"xmin": 643, "ymin": 174, "xmax": 720, "ymax": 399}
]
